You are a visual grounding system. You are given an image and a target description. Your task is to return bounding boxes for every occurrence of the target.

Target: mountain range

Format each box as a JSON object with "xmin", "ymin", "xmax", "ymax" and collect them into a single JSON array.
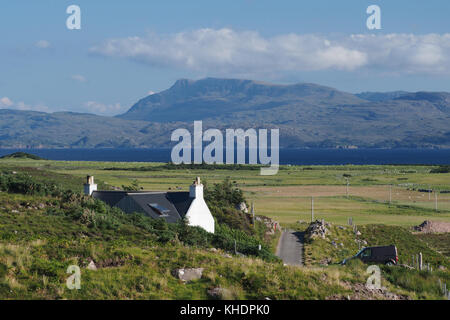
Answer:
[{"xmin": 1, "ymin": 78, "xmax": 450, "ymax": 149}]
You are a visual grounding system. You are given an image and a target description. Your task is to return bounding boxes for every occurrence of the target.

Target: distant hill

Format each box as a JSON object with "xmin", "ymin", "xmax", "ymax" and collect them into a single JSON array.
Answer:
[
  {"xmin": 119, "ymin": 78, "xmax": 365, "ymax": 122},
  {"xmin": 0, "ymin": 152, "xmax": 45, "ymax": 160},
  {"xmin": 355, "ymin": 91, "xmax": 410, "ymax": 102},
  {"xmin": 1, "ymin": 78, "xmax": 450, "ymax": 149}
]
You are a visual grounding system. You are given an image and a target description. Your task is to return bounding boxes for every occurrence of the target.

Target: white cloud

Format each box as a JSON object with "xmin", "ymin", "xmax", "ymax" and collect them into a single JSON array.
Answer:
[
  {"xmin": 35, "ymin": 40, "xmax": 51, "ymax": 49},
  {"xmin": 90, "ymin": 29, "xmax": 450, "ymax": 75},
  {"xmin": 83, "ymin": 101, "xmax": 128, "ymax": 116},
  {"xmin": 0, "ymin": 97, "xmax": 13, "ymax": 107},
  {"xmin": 0, "ymin": 97, "xmax": 49, "ymax": 112},
  {"xmin": 71, "ymin": 74, "xmax": 87, "ymax": 82}
]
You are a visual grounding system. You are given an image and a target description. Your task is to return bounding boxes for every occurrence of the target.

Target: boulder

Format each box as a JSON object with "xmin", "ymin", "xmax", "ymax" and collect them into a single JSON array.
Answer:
[
  {"xmin": 87, "ymin": 260, "xmax": 97, "ymax": 271},
  {"xmin": 236, "ymin": 202, "xmax": 248, "ymax": 213},
  {"xmin": 305, "ymin": 219, "xmax": 330, "ymax": 240},
  {"xmin": 207, "ymin": 287, "xmax": 231, "ymax": 299},
  {"xmin": 173, "ymin": 268, "xmax": 204, "ymax": 282}
]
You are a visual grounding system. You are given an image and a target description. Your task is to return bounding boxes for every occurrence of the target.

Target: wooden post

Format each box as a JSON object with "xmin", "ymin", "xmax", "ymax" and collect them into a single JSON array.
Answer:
[
  {"xmin": 251, "ymin": 202, "xmax": 255, "ymax": 227},
  {"xmin": 419, "ymin": 252, "xmax": 423, "ymax": 270},
  {"xmin": 234, "ymin": 240, "xmax": 237, "ymax": 255},
  {"xmin": 346, "ymin": 179, "xmax": 349, "ymax": 198},
  {"xmin": 389, "ymin": 185, "xmax": 392, "ymax": 205},
  {"xmin": 435, "ymin": 192, "xmax": 438, "ymax": 212}
]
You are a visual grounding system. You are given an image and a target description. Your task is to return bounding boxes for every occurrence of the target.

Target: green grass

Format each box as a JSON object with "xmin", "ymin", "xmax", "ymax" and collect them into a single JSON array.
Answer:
[
  {"xmin": 1, "ymin": 159, "xmax": 450, "ymax": 300},
  {"xmin": 1, "ymin": 159, "xmax": 449, "ymax": 228},
  {"xmin": 415, "ymin": 233, "xmax": 450, "ymax": 257}
]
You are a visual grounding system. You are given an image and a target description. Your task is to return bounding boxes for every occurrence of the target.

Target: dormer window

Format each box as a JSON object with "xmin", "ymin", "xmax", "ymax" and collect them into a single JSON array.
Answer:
[{"xmin": 148, "ymin": 203, "xmax": 170, "ymax": 216}]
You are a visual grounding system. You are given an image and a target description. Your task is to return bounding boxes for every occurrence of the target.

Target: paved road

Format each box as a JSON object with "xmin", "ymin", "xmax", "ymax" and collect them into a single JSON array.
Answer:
[{"xmin": 276, "ymin": 230, "xmax": 304, "ymax": 266}]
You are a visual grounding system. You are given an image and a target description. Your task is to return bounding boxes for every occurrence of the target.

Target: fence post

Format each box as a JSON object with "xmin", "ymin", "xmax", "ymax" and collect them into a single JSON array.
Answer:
[
  {"xmin": 435, "ymin": 192, "xmax": 438, "ymax": 212},
  {"xmin": 389, "ymin": 184, "xmax": 392, "ymax": 205},
  {"xmin": 419, "ymin": 252, "xmax": 423, "ymax": 271}
]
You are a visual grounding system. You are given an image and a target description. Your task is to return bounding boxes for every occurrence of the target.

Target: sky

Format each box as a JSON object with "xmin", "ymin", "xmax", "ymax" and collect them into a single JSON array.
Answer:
[{"xmin": 1, "ymin": 0, "xmax": 450, "ymax": 115}]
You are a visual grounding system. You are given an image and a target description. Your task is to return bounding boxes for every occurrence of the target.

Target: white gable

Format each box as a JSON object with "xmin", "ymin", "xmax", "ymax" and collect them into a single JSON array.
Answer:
[{"xmin": 185, "ymin": 179, "xmax": 215, "ymax": 233}]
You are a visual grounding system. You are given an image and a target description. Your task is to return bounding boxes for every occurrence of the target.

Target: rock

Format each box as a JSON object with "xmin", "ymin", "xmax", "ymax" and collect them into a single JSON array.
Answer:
[
  {"xmin": 236, "ymin": 202, "xmax": 248, "ymax": 213},
  {"xmin": 331, "ymin": 241, "xmax": 338, "ymax": 248},
  {"xmin": 438, "ymin": 265, "xmax": 446, "ymax": 271},
  {"xmin": 208, "ymin": 248, "xmax": 218, "ymax": 253},
  {"xmin": 414, "ymin": 220, "xmax": 450, "ymax": 233},
  {"xmin": 38, "ymin": 203, "xmax": 46, "ymax": 209},
  {"xmin": 338, "ymin": 226, "xmax": 346, "ymax": 230},
  {"xmin": 11, "ymin": 210, "xmax": 19, "ymax": 213},
  {"xmin": 87, "ymin": 261, "xmax": 97, "ymax": 271},
  {"xmin": 305, "ymin": 219, "xmax": 330, "ymax": 240},
  {"xmin": 173, "ymin": 268, "xmax": 204, "ymax": 282},
  {"xmin": 356, "ymin": 231, "xmax": 362, "ymax": 236},
  {"xmin": 222, "ymin": 253, "xmax": 232, "ymax": 259},
  {"xmin": 319, "ymin": 258, "xmax": 332, "ymax": 266},
  {"xmin": 339, "ymin": 243, "xmax": 344, "ymax": 247},
  {"xmin": 207, "ymin": 287, "xmax": 231, "ymax": 299}
]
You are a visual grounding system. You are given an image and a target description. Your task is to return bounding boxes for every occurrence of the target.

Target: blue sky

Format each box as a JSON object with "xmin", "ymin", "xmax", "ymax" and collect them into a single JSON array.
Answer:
[{"xmin": 1, "ymin": 0, "xmax": 450, "ymax": 115}]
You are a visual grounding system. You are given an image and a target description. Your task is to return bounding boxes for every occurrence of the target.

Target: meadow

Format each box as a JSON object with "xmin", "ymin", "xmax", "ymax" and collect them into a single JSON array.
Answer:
[
  {"xmin": 1, "ymin": 158, "xmax": 449, "ymax": 227},
  {"xmin": 0, "ymin": 156, "xmax": 449, "ymax": 300}
]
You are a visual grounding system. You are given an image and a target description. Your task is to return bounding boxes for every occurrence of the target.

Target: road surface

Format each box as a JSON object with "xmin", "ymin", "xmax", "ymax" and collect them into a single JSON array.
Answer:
[{"xmin": 276, "ymin": 230, "xmax": 304, "ymax": 266}]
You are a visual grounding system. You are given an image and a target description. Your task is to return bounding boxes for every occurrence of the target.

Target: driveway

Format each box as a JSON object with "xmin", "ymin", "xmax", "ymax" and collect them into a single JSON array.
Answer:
[{"xmin": 276, "ymin": 230, "xmax": 304, "ymax": 266}]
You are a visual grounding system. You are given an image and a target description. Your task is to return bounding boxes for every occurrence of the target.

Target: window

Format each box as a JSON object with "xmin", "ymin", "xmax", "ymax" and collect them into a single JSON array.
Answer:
[
  {"xmin": 361, "ymin": 249, "xmax": 371, "ymax": 258},
  {"xmin": 148, "ymin": 203, "xmax": 170, "ymax": 216}
]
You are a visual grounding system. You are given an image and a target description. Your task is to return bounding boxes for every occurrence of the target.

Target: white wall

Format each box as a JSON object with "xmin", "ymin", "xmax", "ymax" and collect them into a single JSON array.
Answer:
[{"xmin": 185, "ymin": 197, "xmax": 215, "ymax": 233}]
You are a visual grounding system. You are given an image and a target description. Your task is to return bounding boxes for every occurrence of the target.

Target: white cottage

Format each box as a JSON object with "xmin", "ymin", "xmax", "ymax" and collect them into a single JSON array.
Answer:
[{"xmin": 85, "ymin": 176, "xmax": 215, "ymax": 233}]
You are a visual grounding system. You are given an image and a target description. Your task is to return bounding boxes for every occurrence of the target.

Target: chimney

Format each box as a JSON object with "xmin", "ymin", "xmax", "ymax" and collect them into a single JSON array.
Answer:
[
  {"xmin": 189, "ymin": 177, "xmax": 203, "ymax": 199},
  {"xmin": 84, "ymin": 175, "xmax": 97, "ymax": 196}
]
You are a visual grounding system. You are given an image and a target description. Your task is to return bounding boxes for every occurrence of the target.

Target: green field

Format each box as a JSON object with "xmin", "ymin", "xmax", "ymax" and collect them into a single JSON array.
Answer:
[
  {"xmin": 1, "ymin": 158, "xmax": 449, "ymax": 227},
  {"xmin": 0, "ymin": 156, "xmax": 449, "ymax": 300}
]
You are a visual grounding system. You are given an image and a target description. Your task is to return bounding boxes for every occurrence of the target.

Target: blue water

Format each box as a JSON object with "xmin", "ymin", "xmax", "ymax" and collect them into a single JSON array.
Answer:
[{"xmin": 0, "ymin": 148, "xmax": 449, "ymax": 165}]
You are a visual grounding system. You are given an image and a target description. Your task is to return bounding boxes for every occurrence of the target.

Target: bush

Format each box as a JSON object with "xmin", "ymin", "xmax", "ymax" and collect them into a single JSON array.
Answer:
[
  {"xmin": 430, "ymin": 166, "xmax": 450, "ymax": 173},
  {"xmin": 0, "ymin": 171, "xmax": 63, "ymax": 196},
  {"xmin": 204, "ymin": 178, "xmax": 253, "ymax": 234}
]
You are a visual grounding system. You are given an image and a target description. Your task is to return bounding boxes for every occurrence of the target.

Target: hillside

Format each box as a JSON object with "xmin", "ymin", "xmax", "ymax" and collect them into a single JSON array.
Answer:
[
  {"xmin": 118, "ymin": 78, "xmax": 365, "ymax": 122},
  {"xmin": 1, "ymin": 78, "xmax": 450, "ymax": 148},
  {"xmin": 0, "ymin": 165, "xmax": 448, "ymax": 300}
]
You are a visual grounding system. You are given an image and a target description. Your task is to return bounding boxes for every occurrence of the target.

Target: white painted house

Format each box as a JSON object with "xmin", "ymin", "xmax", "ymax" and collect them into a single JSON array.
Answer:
[{"xmin": 85, "ymin": 176, "xmax": 215, "ymax": 233}]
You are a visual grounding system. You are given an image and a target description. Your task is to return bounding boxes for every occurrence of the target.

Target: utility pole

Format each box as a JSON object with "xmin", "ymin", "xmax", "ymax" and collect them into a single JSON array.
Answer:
[
  {"xmin": 435, "ymin": 192, "xmax": 438, "ymax": 212},
  {"xmin": 311, "ymin": 196, "xmax": 314, "ymax": 222},
  {"xmin": 251, "ymin": 202, "xmax": 255, "ymax": 227},
  {"xmin": 389, "ymin": 184, "xmax": 392, "ymax": 205},
  {"xmin": 346, "ymin": 179, "xmax": 349, "ymax": 198}
]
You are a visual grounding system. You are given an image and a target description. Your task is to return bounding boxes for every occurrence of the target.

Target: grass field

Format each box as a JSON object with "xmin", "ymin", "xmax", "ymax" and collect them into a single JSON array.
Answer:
[
  {"xmin": 1, "ymin": 157, "xmax": 449, "ymax": 300},
  {"xmin": 1, "ymin": 158, "xmax": 449, "ymax": 227}
]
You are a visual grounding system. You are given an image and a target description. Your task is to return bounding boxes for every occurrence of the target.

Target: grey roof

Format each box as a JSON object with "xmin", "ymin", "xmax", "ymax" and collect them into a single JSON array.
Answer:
[{"xmin": 92, "ymin": 190, "xmax": 193, "ymax": 223}]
